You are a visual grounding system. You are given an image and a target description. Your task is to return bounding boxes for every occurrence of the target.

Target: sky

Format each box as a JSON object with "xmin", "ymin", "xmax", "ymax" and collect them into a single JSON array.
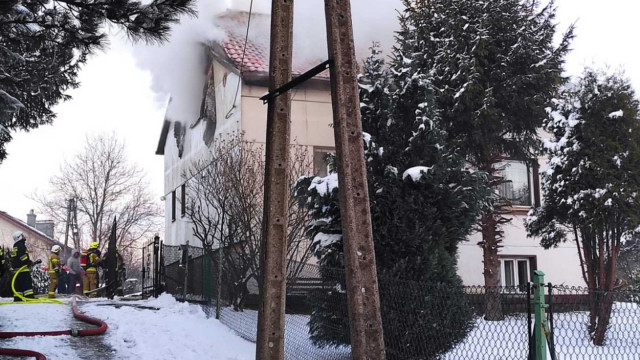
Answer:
[{"xmin": 1, "ymin": 0, "xmax": 639, "ymax": 238}]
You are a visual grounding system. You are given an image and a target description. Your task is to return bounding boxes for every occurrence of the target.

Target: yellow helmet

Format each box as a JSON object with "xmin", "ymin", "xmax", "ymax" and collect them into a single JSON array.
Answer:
[{"xmin": 89, "ymin": 242, "xmax": 99, "ymax": 249}]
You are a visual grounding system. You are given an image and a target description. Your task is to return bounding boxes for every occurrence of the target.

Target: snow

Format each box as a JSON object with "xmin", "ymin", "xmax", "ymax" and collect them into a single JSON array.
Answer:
[
  {"xmin": 443, "ymin": 303, "xmax": 640, "ymax": 359},
  {"xmin": 308, "ymin": 173, "xmax": 339, "ymax": 196},
  {"xmin": 0, "ymin": 295, "xmax": 255, "ymax": 360},
  {"xmin": 402, "ymin": 166, "xmax": 431, "ymax": 181},
  {"xmin": 608, "ymin": 110, "xmax": 624, "ymax": 118},
  {"xmin": 83, "ymin": 294, "xmax": 255, "ymax": 359},
  {"xmin": 0, "ymin": 299, "xmax": 85, "ymax": 359},
  {"xmin": 313, "ymin": 232, "xmax": 342, "ymax": 247}
]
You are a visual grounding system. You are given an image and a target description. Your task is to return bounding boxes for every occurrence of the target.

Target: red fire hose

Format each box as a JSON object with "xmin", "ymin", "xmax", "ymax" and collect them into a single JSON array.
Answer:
[{"xmin": 0, "ymin": 296, "xmax": 108, "ymax": 359}]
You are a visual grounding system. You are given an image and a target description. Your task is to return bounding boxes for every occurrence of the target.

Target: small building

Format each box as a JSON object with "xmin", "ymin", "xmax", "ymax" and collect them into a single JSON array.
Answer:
[{"xmin": 0, "ymin": 210, "xmax": 65, "ymax": 263}]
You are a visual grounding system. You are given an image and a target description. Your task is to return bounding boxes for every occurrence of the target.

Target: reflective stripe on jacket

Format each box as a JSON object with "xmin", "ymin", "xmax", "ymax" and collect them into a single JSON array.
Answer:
[
  {"xmin": 49, "ymin": 253, "xmax": 60, "ymax": 274},
  {"xmin": 11, "ymin": 240, "xmax": 31, "ymax": 269}
]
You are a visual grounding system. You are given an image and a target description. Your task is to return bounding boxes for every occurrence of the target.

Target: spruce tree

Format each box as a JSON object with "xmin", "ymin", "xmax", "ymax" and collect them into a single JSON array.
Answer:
[
  {"xmin": 400, "ymin": 0, "xmax": 573, "ymax": 319},
  {"xmin": 527, "ymin": 69, "xmax": 640, "ymax": 345},
  {"xmin": 296, "ymin": 43, "xmax": 488, "ymax": 358},
  {"xmin": 0, "ymin": 0, "xmax": 195, "ymax": 161}
]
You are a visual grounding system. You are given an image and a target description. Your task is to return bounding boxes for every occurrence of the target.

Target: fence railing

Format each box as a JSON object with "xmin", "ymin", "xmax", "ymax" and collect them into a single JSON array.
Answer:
[{"xmin": 145, "ymin": 243, "xmax": 640, "ymax": 360}]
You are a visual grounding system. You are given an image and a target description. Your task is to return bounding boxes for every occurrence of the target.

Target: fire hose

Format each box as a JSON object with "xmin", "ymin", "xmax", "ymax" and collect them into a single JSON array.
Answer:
[{"xmin": 0, "ymin": 266, "xmax": 108, "ymax": 359}]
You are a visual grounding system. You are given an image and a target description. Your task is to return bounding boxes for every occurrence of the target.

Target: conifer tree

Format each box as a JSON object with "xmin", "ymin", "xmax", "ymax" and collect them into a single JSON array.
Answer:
[
  {"xmin": 0, "ymin": 0, "xmax": 195, "ymax": 161},
  {"xmin": 527, "ymin": 69, "xmax": 640, "ymax": 345},
  {"xmin": 295, "ymin": 42, "xmax": 488, "ymax": 358},
  {"xmin": 399, "ymin": 0, "xmax": 573, "ymax": 319}
]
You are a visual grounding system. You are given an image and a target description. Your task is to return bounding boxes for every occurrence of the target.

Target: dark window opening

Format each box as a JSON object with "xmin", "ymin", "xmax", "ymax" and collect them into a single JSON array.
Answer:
[
  {"xmin": 181, "ymin": 184, "xmax": 186, "ymax": 218},
  {"xmin": 171, "ymin": 190, "xmax": 176, "ymax": 222}
]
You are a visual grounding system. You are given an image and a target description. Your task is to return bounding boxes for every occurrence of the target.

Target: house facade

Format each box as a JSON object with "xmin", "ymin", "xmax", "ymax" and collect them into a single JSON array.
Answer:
[
  {"xmin": 156, "ymin": 11, "xmax": 584, "ymax": 287},
  {"xmin": 0, "ymin": 210, "xmax": 63, "ymax": 263},
  {"xmin": 156, "ymin": 11, "xmax": 334, "ymax": 249}
]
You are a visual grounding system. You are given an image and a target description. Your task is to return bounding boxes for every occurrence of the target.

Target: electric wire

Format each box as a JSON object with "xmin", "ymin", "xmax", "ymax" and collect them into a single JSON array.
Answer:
[
  {"xmin": 224, "ymin": 0, "xmax": 255, "ymax": 120},
  {"xmin": 162, "ymin": 0, "xmax": 255, "ymax": 200}
]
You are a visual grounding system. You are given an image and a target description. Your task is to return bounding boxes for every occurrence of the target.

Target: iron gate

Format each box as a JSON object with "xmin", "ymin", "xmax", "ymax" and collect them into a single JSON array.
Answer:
[{"xmin": 141, "ymin": 235, "xmax": 164, "ymax": 298}]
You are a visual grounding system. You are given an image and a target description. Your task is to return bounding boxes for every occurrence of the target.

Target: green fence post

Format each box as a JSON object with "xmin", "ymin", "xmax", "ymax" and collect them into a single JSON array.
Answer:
[{"xmin": 532, "ymin": 270, "xmax": 547, "ymax": 360}]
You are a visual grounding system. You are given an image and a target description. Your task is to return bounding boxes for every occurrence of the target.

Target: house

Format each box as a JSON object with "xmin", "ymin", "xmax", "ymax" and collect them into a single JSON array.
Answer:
[
  {"xmin": 156, "ymin": 10, "xmax": 584, "ymax": 287},
  {"xmin": 457, "ymin": 158, "xmax": 584, "ymax": 287},
  {"xmin": 0, "ymin": 210, "xmax": 65, "ymax": 263},
  {"xmin": 156, "ymin": 11, "xmax": 335, "ymax": 248}
]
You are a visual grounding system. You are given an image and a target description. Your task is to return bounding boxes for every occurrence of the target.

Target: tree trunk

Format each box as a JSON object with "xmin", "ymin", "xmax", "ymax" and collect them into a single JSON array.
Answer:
[
  {"xmin": 482, "ymin": 213, "xmax": 504, "ymax": 321},
  {"xmin": 593, "ymin": 293, "xmax": 614, "ymax": 345}
]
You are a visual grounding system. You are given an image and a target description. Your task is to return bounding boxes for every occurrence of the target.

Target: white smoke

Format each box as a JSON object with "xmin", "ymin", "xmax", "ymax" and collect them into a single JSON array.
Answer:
[{"xmin": 129, "ymin": 0, "xmax": 402, "ymax": 125}]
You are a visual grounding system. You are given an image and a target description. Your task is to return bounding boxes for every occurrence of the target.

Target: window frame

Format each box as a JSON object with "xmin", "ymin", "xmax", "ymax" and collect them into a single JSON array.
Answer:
[
  {"xmin": 496, "ymin": 159, "xmax": 541, "ymax": 209},
  {"xmin": 498, "ymin": 255, "xmax": 536, "ymax": 292},
  {"xmin": 313, "ymin": 146, "xmax": 335, "ymax": 177}
]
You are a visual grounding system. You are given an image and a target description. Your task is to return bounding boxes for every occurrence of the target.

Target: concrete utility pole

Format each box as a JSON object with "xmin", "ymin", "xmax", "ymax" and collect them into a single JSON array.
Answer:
[
  {"xmin": 256, "ymin": 0, "xmax": 294, "ymax": 359},
  {"xmin": 324, "ymin": 0, "xmax": 386, "ymax": 358}
]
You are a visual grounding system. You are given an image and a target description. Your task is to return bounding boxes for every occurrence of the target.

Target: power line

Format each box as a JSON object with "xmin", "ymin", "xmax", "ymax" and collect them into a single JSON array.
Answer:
[
  {"xmin": 224, "ymin": 0, "xmax": 255, "ymax": 120},
  {"xmin": 163, "ymin": 2, "xmax": 255, "ymax": 200}
]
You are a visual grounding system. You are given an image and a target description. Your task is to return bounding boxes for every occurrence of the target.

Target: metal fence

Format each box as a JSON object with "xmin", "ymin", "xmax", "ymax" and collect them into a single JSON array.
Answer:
[{"xmin": 148, "ymin": 243, "xmax": 640, "ymax": 359}]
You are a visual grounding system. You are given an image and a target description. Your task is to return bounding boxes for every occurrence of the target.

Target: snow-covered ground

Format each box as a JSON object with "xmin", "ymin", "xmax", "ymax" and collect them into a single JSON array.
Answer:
[
  {"xmin": 0, "ymin": 299, "xmax": 88, "ymax": 359},
  {"xmin": 217, "ymin": 308, "xmax": 350, "ymax": 360},
  {"xmin": 2, "ymin": 295, "xmax": 637, "ymax": 360},
  {"xmin": 443, "ymin": 302, "xmax": 640, "ymax": 360},
  {"xmin": 0, "ymin": 295, "xmax": 255, "ymax": 360}
]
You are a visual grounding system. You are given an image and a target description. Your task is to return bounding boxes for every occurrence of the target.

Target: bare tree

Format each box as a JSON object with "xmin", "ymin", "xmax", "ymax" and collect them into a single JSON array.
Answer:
[
  {"xmin": 185, "ymin": 134, "xmax": 313, "ymax": 310},
  {"xmin": 34, "ymin": 134, "xmax": 161, "ymax": 254}
]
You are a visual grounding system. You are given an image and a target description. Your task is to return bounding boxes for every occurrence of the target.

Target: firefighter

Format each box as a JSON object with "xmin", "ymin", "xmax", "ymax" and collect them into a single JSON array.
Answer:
[
  {"xmin": 10, "ymin": 231, "xmax": 35, "ymax": 301},
  {"xmin": 84, "ymin": 242, "xmax": 101, "ymax": 297},
  {"xmin": 48, "ymin": 245, "xmax": 62, "ymax": 298},
  {"xmin": 116, "ymin": 246, "xmax": 125, "ymax": 296},
  {"xmin": 0, "ymin": 247, "xmax": 5, "ymax": 278}
]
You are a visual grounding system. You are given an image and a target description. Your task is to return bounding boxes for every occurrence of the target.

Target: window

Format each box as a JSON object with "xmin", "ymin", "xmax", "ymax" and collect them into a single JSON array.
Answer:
[
  {"xmin": 313, "ymin": 147, "xmax": 335, "ymax": 177},
  {"xmin": 171, "ymin": 190, "xmax": 176, "ymax": 222},
  {"xmin": 498, "ymin": 257, "xmax": 533, "ymax": 291},
  {"xmin": 496, "ymin": 160, "xmax": 539, "ymax": 207},
  {"xmin": 180, "ymin": 184, "xmax": 186, "ymax": 218}
]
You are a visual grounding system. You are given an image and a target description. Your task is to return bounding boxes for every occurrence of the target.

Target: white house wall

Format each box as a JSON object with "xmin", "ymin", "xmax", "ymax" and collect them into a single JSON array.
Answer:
[
  {"xmin": 163, "ymin": 60, "xmax": 242, "ymax": 246},
  {"xmin": 240, "ymin": 84, "xmax": 335, "ymax": 148},
  {"xmin": 457, "ymin": 214, "xmax": 585, "ymax": 286}
]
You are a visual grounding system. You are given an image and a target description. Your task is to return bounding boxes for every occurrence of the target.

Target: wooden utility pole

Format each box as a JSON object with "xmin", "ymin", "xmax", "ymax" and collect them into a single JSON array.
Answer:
[
  {"xmin": 324, "ymin": 0, "xmax": 386, "ymax": 358},
  {"xmin": 256, "ymin": 0, "xmax": 294, "ymax": 359}
]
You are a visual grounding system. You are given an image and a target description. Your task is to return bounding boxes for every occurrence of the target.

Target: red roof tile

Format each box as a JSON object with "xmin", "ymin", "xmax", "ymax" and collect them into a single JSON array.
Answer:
[{"xmin": 218, "ymin": 12, "xmax": 329, "ymax": 79}]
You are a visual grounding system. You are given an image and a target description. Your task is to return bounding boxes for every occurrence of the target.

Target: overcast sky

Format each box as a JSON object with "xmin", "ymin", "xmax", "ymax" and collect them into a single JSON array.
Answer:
[{"xmin": 0, "ymin": 0, "xmax": 639, "ymax": 235}]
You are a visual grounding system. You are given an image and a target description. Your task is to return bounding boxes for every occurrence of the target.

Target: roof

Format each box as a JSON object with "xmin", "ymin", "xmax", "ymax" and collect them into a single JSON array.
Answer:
[
  {"xmin": 155, "ymin": 120, "xmax": 171, "ymax": 156},
  {"xmin": 216, "ymin": 11, "xmax": 330, "ymax": 81},
  {"xmin": 0, "ymin": 210, "xmax": 58, "ymax": 246}
]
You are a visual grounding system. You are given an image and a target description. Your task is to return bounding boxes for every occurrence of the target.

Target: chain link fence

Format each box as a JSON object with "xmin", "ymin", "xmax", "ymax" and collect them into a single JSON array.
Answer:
[
  {"xmin": 549, "ymin": 285, "xmax": 640, "ymax": 359},
  {"xmin": 151, "ymin": 243, "xmax": 640, "ymax": 359}
]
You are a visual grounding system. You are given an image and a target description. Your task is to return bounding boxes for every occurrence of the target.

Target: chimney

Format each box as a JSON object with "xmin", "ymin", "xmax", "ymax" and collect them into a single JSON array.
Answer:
[{"xmin": 26, "ymin": 209, "xmax": 36, "ymax": 227}]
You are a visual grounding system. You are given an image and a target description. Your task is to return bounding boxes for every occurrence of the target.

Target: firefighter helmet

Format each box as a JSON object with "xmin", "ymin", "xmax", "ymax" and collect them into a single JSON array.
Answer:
[
  {"xmin": 12, "ymin": 231, "xmax": 25, "ymax": 243},
  {"xmin": 89, "ymin": 242, "xmax": 99, "ymax": 249},
  {"xmin": 51, "ymin": 245, "xmax": 61, "ymax": 253}
]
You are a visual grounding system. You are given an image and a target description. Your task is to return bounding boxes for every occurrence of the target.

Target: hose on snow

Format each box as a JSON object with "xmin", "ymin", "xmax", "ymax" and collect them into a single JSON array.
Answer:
[
  {"xmin": 0, "ymin": 297, "xmax": 108, "ymax": 359},
  {"xmin": 0, "ymin": 347, "xmax": 47, "ymax": 360},
  {"xmin": 0, "ymin": 296, "xmax": 108, "ymax": 338}
]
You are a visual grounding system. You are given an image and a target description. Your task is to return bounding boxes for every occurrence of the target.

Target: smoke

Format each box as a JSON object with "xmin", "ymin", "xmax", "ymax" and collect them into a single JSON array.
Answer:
[{"xmin": 128, "ymin": 0, "xmax": 402, "ymax": 125}]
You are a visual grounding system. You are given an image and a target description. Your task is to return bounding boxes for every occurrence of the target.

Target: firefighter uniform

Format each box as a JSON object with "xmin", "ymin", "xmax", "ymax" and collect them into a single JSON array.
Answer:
[
  {"xmin": 0, "ymin": 248, "xmax": 5, "ymax": 278},
  {"xmin": 11, "ymin": 232, "xmax": 34, "ymax": 301},
  {"xmin": 48, "ymin": 246, "xmax": 61, "ymax": 298},
  {"xmin": 84, "ymin": 243, "xmax": 101, "ymax": 297},
  {"xmin": 116, "ymin": 249, "xmax": 125, "ymax": 296}
]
